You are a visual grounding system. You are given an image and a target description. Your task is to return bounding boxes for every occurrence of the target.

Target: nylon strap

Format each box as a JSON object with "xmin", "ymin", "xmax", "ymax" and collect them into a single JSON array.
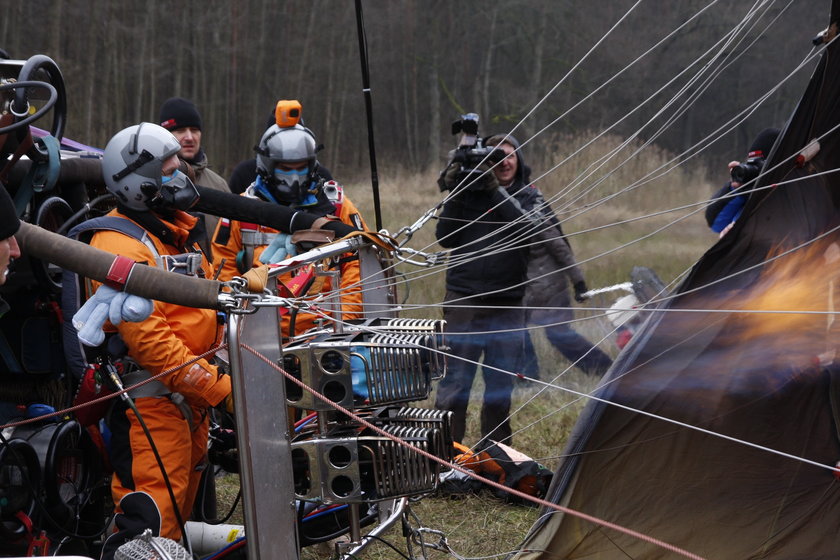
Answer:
[{"xmin": 104, "ymin": 255, "xmax": 135, "ymax": 290}]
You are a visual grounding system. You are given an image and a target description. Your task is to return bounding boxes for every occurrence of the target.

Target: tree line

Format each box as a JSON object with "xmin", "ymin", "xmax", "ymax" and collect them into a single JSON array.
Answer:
[{"xmin": 0, "ymin": 0, "xmax": 826, "ymax": 181}]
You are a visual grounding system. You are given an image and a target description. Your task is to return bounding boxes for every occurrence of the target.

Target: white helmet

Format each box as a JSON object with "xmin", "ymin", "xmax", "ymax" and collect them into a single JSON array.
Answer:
[
  {"xmin": 102, "ymin": 122, "xmax": 199, "ymax": 211},
  {"xmin": 254, "ymin": 123, "xmax": 318, "ymax": 204}
]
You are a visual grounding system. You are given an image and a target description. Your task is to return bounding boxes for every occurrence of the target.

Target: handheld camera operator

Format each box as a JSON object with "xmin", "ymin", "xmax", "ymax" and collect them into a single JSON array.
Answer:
[
  {"xmin": 433, "ymin": 114, "xmax": 531, "ymax": 446},
  {"xmin": 92, "ymin": 123, "xmax": 232, "ymax": 559},
  {"xmin": 212, "ymin": 100, "xmax": 368, "ymax": 339},
  {"xmin": 705, "ymin": 127, "xmax": 780, "ymax": 237}
]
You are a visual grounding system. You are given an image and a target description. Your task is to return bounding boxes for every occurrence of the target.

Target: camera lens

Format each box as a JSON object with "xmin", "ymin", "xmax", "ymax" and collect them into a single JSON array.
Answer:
[{"xmin": 730, "ymin": 158, "xmax": 764, "ymax": 184}]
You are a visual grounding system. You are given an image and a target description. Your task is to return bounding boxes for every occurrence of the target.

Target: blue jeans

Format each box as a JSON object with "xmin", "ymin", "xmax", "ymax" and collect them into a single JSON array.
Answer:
[{"xmin": 434, "ymin": 292, "xmax": 526, "ymax": 445}]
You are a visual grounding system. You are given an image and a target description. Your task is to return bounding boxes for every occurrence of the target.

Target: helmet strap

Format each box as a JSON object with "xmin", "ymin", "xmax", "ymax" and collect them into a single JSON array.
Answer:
[
  {"xmin": 253, "ymin": 175, "xmax": 281, "ymax": 204},
  {"xmin": 112, "ymin": 149, "xmax": 155, "ymax": 182}
]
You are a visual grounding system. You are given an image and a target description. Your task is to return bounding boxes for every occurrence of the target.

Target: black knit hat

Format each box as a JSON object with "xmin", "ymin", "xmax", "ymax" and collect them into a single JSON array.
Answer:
[
  {"xmin": 159, "ymin": 97, "xmax": 202, "ymax": 131},
  {"xmin": 748, "ymin": 127, "xmax": 780, "ymax": 159},
  {"xmin": 0, "ymin": 187, "xmax": 20, "ymax": 240}
]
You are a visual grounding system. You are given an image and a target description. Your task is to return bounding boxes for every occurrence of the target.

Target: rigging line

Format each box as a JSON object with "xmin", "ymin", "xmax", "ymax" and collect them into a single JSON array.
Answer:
[
  {"xmin": 514, "ymin": 0, "xmax": 726, "ymax": 157},
  {"xmin": 334, "ymin": 24, "xmax": 828, "ymax": 308},
  {"xmin": 441, "ymin": 0, "xmax": 654, "ymax": 199},
  {"xmin": 334, "ymin": 289, "xmax": 838, "ymax": 479},
  {"xmin": 396, "ymin": 46, "xmax": 740, "ymax": 272},
  {"xmin": 503, "ymin": 320, "xmax": 629, "ymax": 443},
  {"xmin": 437, "ymin": 0, "xmax": 647, "ymax": 205},
  {"xmin": 558, "ymin": 162, "xmax": 832, "ymax": 242},
  {"xmin": 304, "ymin": 271, "xmax": 835, "ymax": 467},
  {"xmin": 464, "ymin": 0, "xmax": 737, "ymax": 208},
  {"xmin": 401, "ymin": 220, "xmax": 838, "ymax": 316},
  {"xmin": 652, "ymin": 223, "xmax": 840, "ymax": 307},
  {"xmin": 378, "ymin": 296, "xmax": 840, "ymax": 319},
  {"xmin": 557, "ymin": 122, "xmax": 835, "ymax": 251},
  {"xmin": 412, "ymin": 21, "xmax": 799, "ymax": 269},
  {"xmin": 510, "ymin": 340, "xmax": 840, "ymax": 477},
  {"xmin": 423, "ymin": 0, "xmax": 672, "ymax": 248},
  {"xmin": 409, "ymin": 199, "xmax": 703, "ymax": 306},
  {"xmin": 447, "ymin": 166, "xmax": 764, "ymax": 304},
  {"xmin": 536, "ymin": 1, "xmax": 776, "ymax": 206},
  {"xmin": 377, "ymin": 295, "xmax": 840, "ymax": 320},
  {"xmin": 240, "ymin": 342, "xmax": 708, "ymax": 560},
  {"xmin": 296, "ymin": 291, "xmax": 616, "ymax": 355},
  {"xmin": 508, "ymin": 0, "xmax": 779, "ymax": 211},
  {"xmin": 544, "ymin": 34, "xmax": 823, "ymax": 222},
  {"xmin": 402, "ymin": 2, "xmax": 811, "ymax": 259},
  {"xmin": 545, "ymin": 1, "xmax": 803, "ymax": 217},
  {"xmin": 618, "ymin": 164, "xmax": 840, "ymax": 306},
  {"xmin": 437, "ymin": 270, "xmax": 695, "ymax": 447},
  {"xmin": 465, "ymin": 333, "xmax": 619, "ymax": 440},
  {"xmin": 513, "ymin": 7, "xmax": 807, "ymax": 229},
  {"xmin": 552, "ymin": 55, "xmax": 774, "ymax": 215},
  {"xmin": 460, "ymin": 96, "xmax": 840, "ymax": 278},
  {"xmin": 333, "ymin": 160, "xmax": 836, "ymax": 311},
  {"xmin": 0, "ymin": 344, "xmax": 227, "ymax": 431},
  {"xmin": 507, "ymin": 261, "xmax": 840, "ymax": 446},
  {"xmin": 523, "ymin": 171, "xmax": 834, "ymax": 306},
  {"xmin": 514, "ymin": 54, "xmax": 819, "ymax": 270},
  {"xmin": 420, "ymin": 175, "xmax": 725, "ymax": 241},
  {"xmin": 534, "ymin": 8, "xmax": 810, "ymax": 220}
]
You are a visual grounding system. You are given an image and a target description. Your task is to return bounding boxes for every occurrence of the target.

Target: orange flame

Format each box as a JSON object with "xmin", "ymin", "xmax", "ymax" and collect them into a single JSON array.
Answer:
[{"xmin": 723, "ymin": 238, "xmax": 840, "ymax": 366}]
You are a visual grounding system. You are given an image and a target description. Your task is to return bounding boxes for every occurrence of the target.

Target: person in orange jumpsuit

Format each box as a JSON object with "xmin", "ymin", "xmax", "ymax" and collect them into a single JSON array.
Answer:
[
  {"xmin": 212, "ymin": 115, "xmax": 368, "ymax": 339},
  {"xmin": 92, "ymin": 123, "xmax": 231, "ymax": 559}
]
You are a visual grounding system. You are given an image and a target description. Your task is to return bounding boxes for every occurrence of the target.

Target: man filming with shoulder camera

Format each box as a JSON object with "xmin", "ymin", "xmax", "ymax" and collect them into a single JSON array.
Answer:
[{"xmin": 433, "ymin": 115, "xmax": 532, "ymax": 447}]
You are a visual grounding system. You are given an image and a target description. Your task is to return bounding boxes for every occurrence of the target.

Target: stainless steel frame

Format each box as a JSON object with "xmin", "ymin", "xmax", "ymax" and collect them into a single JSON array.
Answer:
[{"xmin": 228, "ymin": 289, "xmax": 298, "ymax": 560}]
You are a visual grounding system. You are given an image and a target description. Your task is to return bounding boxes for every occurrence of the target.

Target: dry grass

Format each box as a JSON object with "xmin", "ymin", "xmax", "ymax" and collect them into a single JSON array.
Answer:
[{"xmin": 217, "ymin": 133, "xmax": 719, "ymax": 558}]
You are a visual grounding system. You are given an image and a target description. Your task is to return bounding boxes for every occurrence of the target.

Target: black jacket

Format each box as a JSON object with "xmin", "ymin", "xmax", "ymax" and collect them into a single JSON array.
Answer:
[
  {"xmin": 436, "ymin": 138, "xmax": 535, "ymax": 299},
  {"xmin": 436, "ymin": 187, "xmax": 531, "ymax": 299}
]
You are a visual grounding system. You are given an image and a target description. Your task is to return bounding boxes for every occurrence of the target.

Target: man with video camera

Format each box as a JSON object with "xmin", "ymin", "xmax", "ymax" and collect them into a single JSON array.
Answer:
[
  {"xmin": 433, "ymin": 115, "xmax": 533, "ymax": 447},
  {"xmin": 706, "ymin": 127, "xmax": 779, "ymax": 237}
]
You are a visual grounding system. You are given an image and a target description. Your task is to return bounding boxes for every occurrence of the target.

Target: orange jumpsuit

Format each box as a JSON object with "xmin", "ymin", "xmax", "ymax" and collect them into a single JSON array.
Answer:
[
  {"xmin": 90, "ymin": 208, "xmax": 230, "ymax": 547},
  {"xmin": 211, "ymin": 188, "xmax": 368, "ymax": 338}
]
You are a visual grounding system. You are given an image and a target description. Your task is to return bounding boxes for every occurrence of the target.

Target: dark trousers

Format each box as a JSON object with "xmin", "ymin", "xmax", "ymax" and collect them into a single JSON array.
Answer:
[
  {"xmin": 525, "ymin": 309, "xmax": 612, "ymax": 377},
  {"xmin": 434, "ymin": 292, "xmax": 526, "ymax": 445}
]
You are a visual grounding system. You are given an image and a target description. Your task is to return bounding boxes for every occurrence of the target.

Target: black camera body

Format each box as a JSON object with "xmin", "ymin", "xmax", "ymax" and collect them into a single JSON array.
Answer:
[
  {"xmin": 730, "ymin": 156, "xmax": 765, "ymax": 184},
  {"xmin": 438, "ymin": 113, "xmax": 505, "ymax": 192}
]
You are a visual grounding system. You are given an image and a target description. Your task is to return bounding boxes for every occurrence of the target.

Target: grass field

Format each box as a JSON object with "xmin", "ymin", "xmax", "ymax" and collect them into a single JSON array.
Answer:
[{"xmin": 217, "ymin": 133, "xmax": 720, "ymax": 559}]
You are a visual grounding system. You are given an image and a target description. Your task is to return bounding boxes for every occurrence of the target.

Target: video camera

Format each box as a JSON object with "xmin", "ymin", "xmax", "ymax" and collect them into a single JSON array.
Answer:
[
  {"xmin": 730, "ymin": 156, "xmax": 765, "ymax": 184},
  {"xmin": 437, "ymin": 112, "xmax": 506, "ymax": 192}
]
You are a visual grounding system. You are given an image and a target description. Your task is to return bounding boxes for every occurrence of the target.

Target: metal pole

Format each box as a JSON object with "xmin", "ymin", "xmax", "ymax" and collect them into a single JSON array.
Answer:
[{"xmin": 228, "ymin": 290, "xmax": 298, "ymax": 560}]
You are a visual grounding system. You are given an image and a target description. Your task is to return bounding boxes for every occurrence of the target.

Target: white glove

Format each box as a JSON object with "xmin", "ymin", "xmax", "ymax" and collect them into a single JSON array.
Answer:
[
  {"xmin": 258, "ymin": 233, "xmax": 297, "ymax": 264},
  {"xmin": 72, "ymin": 285, "xmax": 154, "ymax": 347}
]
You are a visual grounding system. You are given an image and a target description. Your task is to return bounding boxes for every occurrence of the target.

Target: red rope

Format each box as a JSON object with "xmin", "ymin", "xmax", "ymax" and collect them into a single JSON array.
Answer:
[
  {"xmin": 0, "ymin": 344, "xmax": 228, "ymax": 431},
  {"xmin": 241, "ymin": 342, "xmax": 707, "ymax": 560}
]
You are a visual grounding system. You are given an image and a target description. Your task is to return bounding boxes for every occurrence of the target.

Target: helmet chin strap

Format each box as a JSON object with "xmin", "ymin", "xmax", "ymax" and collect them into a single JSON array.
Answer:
[{"xmin": 253, "ymin": 175, "xmax": 283, "ymax": 205}]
